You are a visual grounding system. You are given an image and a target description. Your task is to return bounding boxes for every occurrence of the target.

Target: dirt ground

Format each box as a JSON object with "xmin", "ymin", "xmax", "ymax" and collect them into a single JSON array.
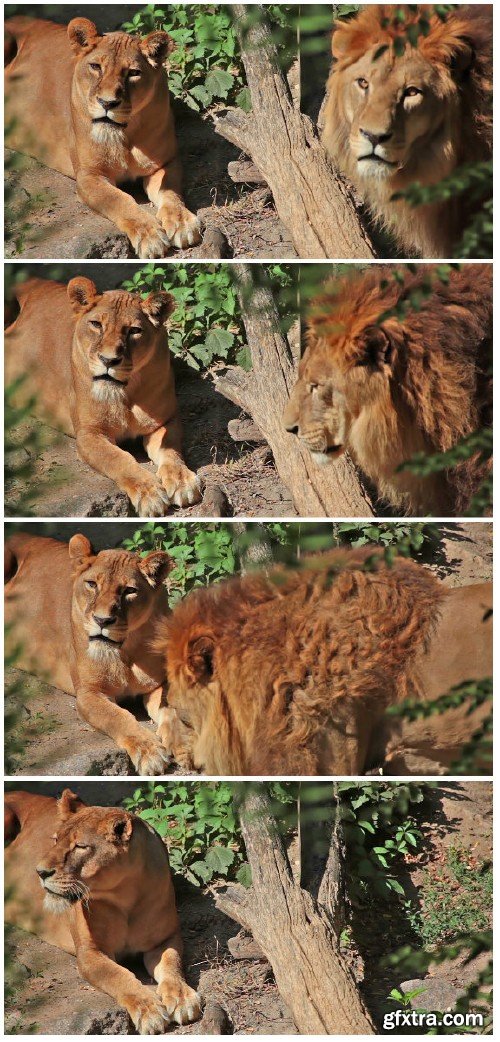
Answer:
[
  {"xmin": 5, "ymin": 781, "xmax": 491, "ymax": 1034},
  {"xmin": 6, "ymin": 522, "xmax": 492, "ymax": 777}
]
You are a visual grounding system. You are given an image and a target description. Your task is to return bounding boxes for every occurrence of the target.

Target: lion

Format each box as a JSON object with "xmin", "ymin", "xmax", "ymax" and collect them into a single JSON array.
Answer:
[
  {"xmin": 156, "ymin": 548, "xmax": 492, "ymax": 776},
  {"xmin": 4, "ymin": 532, "xmax": 186, "ymax": 775},
  {"xmin": 283, "ymin": 265, "xmax": 492, "ymax": 516},
  {"xmin": 4, "ymin": 15, "xmax": 202, "ymax": 258},
  {"xmin": 321, "ymin": 5, "xmax": 492, "ymax": 257},
  {"xmin": 5, "ymin": 788, "xmax": 202, "ymax": 1033},
  {"xmin": 5, "ymin": 276, "xmax": 202, "ymax": 515}
]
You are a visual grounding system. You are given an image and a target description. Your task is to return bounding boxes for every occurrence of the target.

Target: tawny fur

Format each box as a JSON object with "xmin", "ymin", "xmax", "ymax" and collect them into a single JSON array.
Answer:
[
  {"xmin": 284, "ymin": 265, "xmax": 492, "ymax": 515},
  {"xmin": 322, "ymin": 5, "xmax": 492, "ymax": 257}
]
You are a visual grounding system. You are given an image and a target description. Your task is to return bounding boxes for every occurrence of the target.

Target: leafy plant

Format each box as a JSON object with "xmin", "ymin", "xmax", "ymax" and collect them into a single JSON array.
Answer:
[
  {"xmin": 404, "ymin": 846, "xmax": 492, "ymax": 947},
  {"xmin": 122, "ymin": 521, "xmax": 237, "ymax": 605}
]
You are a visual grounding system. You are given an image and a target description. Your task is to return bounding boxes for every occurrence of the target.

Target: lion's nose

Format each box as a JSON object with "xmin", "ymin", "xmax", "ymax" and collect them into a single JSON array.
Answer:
[
  {"xmin": 98, "ymin": 354, "xmax": 122, "ymax": 369},
  {"xmin": 97, "ymin": 96, "xmax": 121, "ymax": 111},
  {"xmin": 93, "ymin": 613, "xmax": 117, "ymax": 627},
  {"xmin": 36, "ymin": 867, "xmax": 55, "ymax": 880},
  {"xmin": 285, "ymin": 421, "xmax": 299, "ymax": 434},
  {"xmin": 360, "ymin": 128, "xmax": 392, "ymax": 146}
]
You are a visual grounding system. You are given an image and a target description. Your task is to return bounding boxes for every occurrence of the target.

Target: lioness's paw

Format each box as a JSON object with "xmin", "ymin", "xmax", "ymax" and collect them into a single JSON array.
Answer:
[
  {"xmin": 159, "ymin": 463, "xmax": 203, "ymax": 508},
  {"xmin": 158, "ymin": 205, "xmax": 202, "ymax": 250},
  {"xmin": 124, "ymin": 477, "xmax": 171, "ymax": 518},
  {"xmin": 125, "ymin": 216, "xmax": 170, "ymax": 260},
  {"xmin": 126, "ymin": 989, "xmax": 169, "ymax": 1035},
  {"xmin": 124, "ymin": 733, "xmax": 171, "ymax": 776},
  {"xmin": 158, "ymin": 980, "xmax": 202, "ymax": 1026}
]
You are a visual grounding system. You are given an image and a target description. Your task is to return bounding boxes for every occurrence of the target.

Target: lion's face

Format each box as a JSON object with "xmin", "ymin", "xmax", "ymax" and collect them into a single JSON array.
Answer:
[
  {"xmin": 338, "ymin": 48, "xmax": 449, "ymax": 183},
  {"xmin": 69, "ymin": 534, "xmax": 171, "ymax": 658},
  {"xmin": 283, "ymin": 326, "xmax": 394, "ymax": 463},
  {"xmin": 67, "ymin": 277, "xmax": 174, "ymax": 401},
  {"xmin": 68, "ymin": 18, "xmax": 173, "ymax": 138},
  {"xmin": 36, "ymin": 791, "xmax": 134, "ymax": 914}
]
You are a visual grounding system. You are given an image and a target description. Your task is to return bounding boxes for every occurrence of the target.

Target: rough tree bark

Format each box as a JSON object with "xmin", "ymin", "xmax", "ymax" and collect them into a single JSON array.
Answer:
[
  {"xmin": 215, "ymin": 266, "xmax": 375, "ymax": 517},
  {"xmin": 213, "ymin": 5, "xmax": 377, "ymax": 259},
  {"xmin": 214, "ymin": 785, "xmax": 374, "ymax": 1035}
]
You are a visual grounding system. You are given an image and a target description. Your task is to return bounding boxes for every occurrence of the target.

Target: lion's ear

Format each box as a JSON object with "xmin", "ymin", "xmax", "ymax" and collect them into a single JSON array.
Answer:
[
  {"xmin": 186, "ymin": 634, "xmax": 215, "ymax": 685},
  {"xmin": 68, "ymin": 534, "xmax": 96, "ymax": 573},
  {"xmin": 140, "ymin": 31, "xmax": 174, "ymax": 68},
  {"xmin": 58, "ymin": 789, "xmax": 85, "ymax": 821},
  {"xmin": 68, "ymin": 18, "xmax": 100, "ymax": 56},
  {"xmin": 110, "ymin": 814, "xmax": 133, "ymax": 844},
  {"xmin": 139, "ymin": 551, "xmax": 173, "ymax": 586},
  {"xmin": 141, "ymin": 291, "xmax": 175, "ymax": 327},
  {"xmin": 67, "ymin": 277, "xmax": 100, "ymax": 316},
  {"xmin": 356, "ymin": 325, "xmax": 394, "ymax": 368}
]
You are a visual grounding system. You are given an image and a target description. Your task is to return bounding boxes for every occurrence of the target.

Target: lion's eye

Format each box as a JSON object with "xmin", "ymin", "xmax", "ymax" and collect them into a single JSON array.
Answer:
[
  {"xmin": 124, "ymin": 586, "xmax": 138, "ymax": 598},
  {"xmin": 307, "ymin": 382, "xmax": 319, "ymax": 393},
  {"xmin": 128, "ymin": 327, "xmax": 142, "ymax": 338},
  {"xmin": 128, "ymin": 69, "xmax": 142, "ymax": 80},
  {"xmin": 356, "ymin": 77, "xmax": 369, "ymax": 90},
  {"xmin": 85, "ymin": 580, "xmax": 97, "ymax": 590},
  {"xmin": 89, "ymin": 319, "xmax": 102, "ymax": 331},
  {"xmin": 89, "ymin": 63, "xmax": 101, "ymax": 73},
  {"xmin": 404, "ymin": 86, "xmax": 422, "ymax": 99}
]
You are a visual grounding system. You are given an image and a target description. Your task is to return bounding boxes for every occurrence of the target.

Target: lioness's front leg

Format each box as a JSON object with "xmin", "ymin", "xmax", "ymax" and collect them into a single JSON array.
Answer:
[
  {"xmin": 71, "ymin": 905, "xmax": 170, "ymax": 1035},
  {"xmin": 144, "ymin": 418, "xmax": 202, "ymax": 508},
  {"xmin": 143, "ymin": 688, "xmax": 196, "ymax": 771},
  {"xmin": 144, "ymin": 158, "xmax": 202, "ymax": 250},
  {"xmin": 76, "ymin": 171, "xmax": 170, "ymax": 259},
  {"xmin": 76, "ymin": 427, "xmax": 170, "ymax": 517},
  {"xmin": 76, "ymin": 687, "xmax": 169, "ymax": 775},
  {"xmin": 144, "ymin": 932, "xmax": 202, "ymax": 1027}
]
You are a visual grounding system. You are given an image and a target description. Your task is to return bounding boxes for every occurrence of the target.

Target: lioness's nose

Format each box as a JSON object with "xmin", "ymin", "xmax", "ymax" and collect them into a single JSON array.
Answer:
[
  {"xmin": 36, "ymin": 867, "xmax": 55, "ymax": 880},
  {"xmin": 360, "ymin": 128, "xmax": 392, "ymax": 146},
  {"xmin": 98, "ymin": 353, "xmax": 122, "ymax": 369},
  {"xmin": 285, "ymin": 420, "xmax": 299, "ymax": 434},
  {"xmin": 97, "ymin": 96, "xmax": 121, "ymax": 111},
  {"xmin": 93, "ymin": 613, "xmax": 117, "ymax": 627}
]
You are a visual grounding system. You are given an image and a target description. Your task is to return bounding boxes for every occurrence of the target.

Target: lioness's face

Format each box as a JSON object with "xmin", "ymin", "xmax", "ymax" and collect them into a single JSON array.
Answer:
[
  {"xmin": 67, "ymin": 277, "xmax": 174, "ymax": 399},
  {"xmin": 69, "ymin": 535, "xmax": 171, "ymax": 656},
  {"xmin": 37, "ymin": 798, "xmax": 134, "ymax": 913},
  {"xmin": 68, "ymin": 19, "xmax": 173, "ymax": 133},
  {"xmin": 337, "ymin": 47, "xmax": 454, "ymax": 180},
  {"xmin": 283, "ymin": 328, "xmax": 392, "ymax": 463}
]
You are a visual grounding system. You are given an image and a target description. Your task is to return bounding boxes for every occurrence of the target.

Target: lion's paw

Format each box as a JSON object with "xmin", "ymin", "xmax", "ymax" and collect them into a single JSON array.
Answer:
[
  {"xmin": 158, "ymin": 463, "xmax": 203, "ymax": 508},
  {"xmin": 126, "ymin": 216, "xmax": 171, "ymax": 260},
  {"xmin": 158, "ymin": 204, "xmax": 202, "ymax": 250},
  {"xmin": 124, "ymin": 476, "xmax": 171, "ymax": 518},
  {"xmin": 158, "ymin": 979, "xmax": 202, "ymax": 1026},
  {"xmin": 126, "ymin": 989, "xmax": 169, "ymax": 1035},
  {"xmin": 124, "ymin": 733, "xmax": 170, "ymax": 776}
]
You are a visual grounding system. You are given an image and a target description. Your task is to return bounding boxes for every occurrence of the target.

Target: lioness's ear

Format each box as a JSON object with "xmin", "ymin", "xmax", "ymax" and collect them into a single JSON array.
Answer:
[
  {"xmin": 140, "ymin": 31, "xmax": 174, "ymax": 68},
  {"xmin": 186, "ymin": 634, "xmax": 215, "ymax": 685},
  {"xmin": 356, "ymin": 325, "xmax": 394, "ymax": 368},
  {"xmin": 58, "ymin": 788, "xmax": 85, "ymax": 821},
  {"xmin": 67, "ymin": 277, "xmax": 100, "ymax": 316},
  {"xmin": 68, "ymin": 18, "xmax": 100, "ymax": 56},
  {"xmin": 68, "ymin": 534, "xmax": 95, "ymax": 573},
  {"xmin": 139, "ymin": 551, "xmax": 173, "ymax": 586},
  {"xmin": 110, "ymin": 814, "xmax": 133, "ymax": 844},
  {"xmin": 141, "ymin": 291, "xmax": 175, "ymax": 327}
]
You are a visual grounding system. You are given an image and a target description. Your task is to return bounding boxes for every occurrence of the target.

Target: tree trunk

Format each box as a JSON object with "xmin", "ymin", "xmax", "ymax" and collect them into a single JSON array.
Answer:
[
  {"xmin": 213, "ymin": 6, "xmax": 377, "ymax": 260},
  {"xmin": 214, "ymin": 786, "xmax": 374, "ymax": 1035},
  {"xmin": 215, "ymin": 266, "xmax": 375, "ymax": 517}
]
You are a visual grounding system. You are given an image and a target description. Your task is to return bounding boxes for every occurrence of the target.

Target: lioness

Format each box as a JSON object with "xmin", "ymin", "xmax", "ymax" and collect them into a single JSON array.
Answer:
[
  {"xmin": 6, "ymin": 276, "xmax": 202, "ymax": 516},
  {"xmin": 5, "ymin": 533, "xmax": 179, "ymax": 775},
  {"xmin": 283, "ymin": 265, "xmax": 492, "ymax": 516},
  {"xmin": 5, "ymin": 16, "xmax": 202, "ymax": 257},
  {"xmin": 322, "ymin": 5, "xmax": 492, "ymax": 257},
  {"xmin": 5, "ymin": 788, "xmax": 202, "ymax": 1033},
  {"xmin": 157, "ymin": 549, "xmax": 492, "ymax": 776}
]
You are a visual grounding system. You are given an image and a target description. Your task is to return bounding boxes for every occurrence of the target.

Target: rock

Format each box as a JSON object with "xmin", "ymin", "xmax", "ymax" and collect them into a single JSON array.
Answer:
[{"xmin": 400, "ymin": 977, "xmax": 466, "ymax": 1012}]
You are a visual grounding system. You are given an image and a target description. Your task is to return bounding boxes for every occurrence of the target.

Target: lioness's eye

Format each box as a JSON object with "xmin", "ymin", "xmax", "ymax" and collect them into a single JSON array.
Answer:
[
  {"xmin": 307, "ymin": 382, "xmax": 318, "ymax": 393},
  {"xmin": 74, "ymin": 844, "xmax": 89, "ymax": 850},
  {"xmin": 404, "ymin": 86, "xmax": 422, "ymax": 98},
  {"xmin": 85, "ymin": 580, "xmax": 97, "ymax": 590},
  {"xmin": 89, "ymin": 63, "xmax": 101, "ymax": 73},
  {"xmin": 128, "ymin": 327, "xmax": 142, "ymax": 337},
  {"xmin": 128, "ymin": 69, "xmax": 142, "ymax": 80},
  {"xmin": 124, "ymin": 586, "xmax": 138, "ymax": 598},
  {"xmin": 89, "ymin": 319, "xmax": 102, "ymax": 330},
  {"xmin": 357, "ymin": 77, "xmax": 369, "ymax": 90}
]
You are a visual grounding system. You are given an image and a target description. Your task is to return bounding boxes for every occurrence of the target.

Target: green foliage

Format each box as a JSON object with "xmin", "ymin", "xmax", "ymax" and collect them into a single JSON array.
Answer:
[
  {"xmin": 400, "ymin": 429, "xmax": 493, "ymax": 518},
  {"xmin": 122, "ymin": 781, "xmax": 251, "ymax": 887},
  {"xmin": 404, "ymin": 846, "xmax": 492, "ymax": 947},
  {"xmin": 122, "ymin": 522, "xmax": 237, "ymax": 605},
  {"xmin": 4, "ymin": 377, "xmax": 62, "ymax": 517}
]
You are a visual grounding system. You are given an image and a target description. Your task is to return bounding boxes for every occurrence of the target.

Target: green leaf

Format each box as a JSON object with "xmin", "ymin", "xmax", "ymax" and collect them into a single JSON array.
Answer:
[{"xmin": 205, "ymin": 68, "xmax": 234, "ymax": 99}]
